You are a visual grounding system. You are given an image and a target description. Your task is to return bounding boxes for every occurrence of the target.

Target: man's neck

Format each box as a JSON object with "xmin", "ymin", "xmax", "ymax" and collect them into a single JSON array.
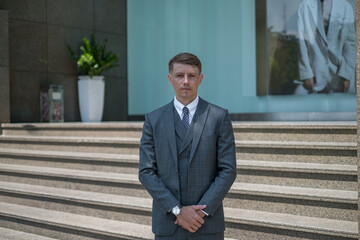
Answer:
[{"xmin": 176, "ymin": 97, "xmax": 197, "ymax": 106}]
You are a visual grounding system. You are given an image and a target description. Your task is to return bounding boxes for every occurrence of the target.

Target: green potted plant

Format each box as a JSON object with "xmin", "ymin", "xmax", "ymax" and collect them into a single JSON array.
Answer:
[{"xmin": 68, "ymin": 34, "xmax": 118, "ymax": 122}]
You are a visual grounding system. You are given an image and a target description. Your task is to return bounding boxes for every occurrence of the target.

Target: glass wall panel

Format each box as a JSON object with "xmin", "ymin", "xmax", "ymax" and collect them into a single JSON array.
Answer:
[
  {"xmin": 128, "ymin": 0, "xmax": 356, "ymax": 117},
  {"xmin": 128, "ymin": 0, "xmax": 256, "ymax": 115}
]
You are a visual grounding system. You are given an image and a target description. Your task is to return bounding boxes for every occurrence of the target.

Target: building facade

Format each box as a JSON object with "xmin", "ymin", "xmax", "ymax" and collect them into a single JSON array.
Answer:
[
  {"xmin": 0, "ymin": 0, "xmax": 128, "ymax": 123},
  {"xmin": 0, "ymin": 0, "xmax": 359, "ymax": 238},
  {"xmin": 0, "ymin": 0, "xmax": 357, "ymax": 123},
  {"xmin": 128, "ymin": 0, "xmax": 357, "ymax": 121}
]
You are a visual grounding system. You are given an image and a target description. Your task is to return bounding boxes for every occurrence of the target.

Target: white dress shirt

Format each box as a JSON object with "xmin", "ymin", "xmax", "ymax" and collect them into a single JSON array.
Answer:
[{"xmin": 173, "ymin": 96, "xmax": 199, "ymax": 124}]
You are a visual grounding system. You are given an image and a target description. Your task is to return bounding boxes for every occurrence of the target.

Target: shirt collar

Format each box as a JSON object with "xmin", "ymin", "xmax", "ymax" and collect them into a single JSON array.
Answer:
[{"xmin": 173, "ymin": 96, "xmax": 199, "ymax": 117}]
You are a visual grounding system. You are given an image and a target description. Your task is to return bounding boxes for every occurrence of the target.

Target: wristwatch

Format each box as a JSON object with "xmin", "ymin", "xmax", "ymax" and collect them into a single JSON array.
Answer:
[{"xmin": 171, "ymin": 205, "xmax": 181, "ymax": 216}]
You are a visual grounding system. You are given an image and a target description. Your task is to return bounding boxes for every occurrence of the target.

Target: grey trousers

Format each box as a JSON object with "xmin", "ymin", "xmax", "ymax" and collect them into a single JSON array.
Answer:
[{"xmin": 155, "ymin": 227, "xmax": 224, "ymax": 240}]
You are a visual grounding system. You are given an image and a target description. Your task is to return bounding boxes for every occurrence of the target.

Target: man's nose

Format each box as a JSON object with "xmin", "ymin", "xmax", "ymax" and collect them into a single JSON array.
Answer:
[{"xmin": 183, "ymin": 75, "xmax": 190, "ymax": 83}]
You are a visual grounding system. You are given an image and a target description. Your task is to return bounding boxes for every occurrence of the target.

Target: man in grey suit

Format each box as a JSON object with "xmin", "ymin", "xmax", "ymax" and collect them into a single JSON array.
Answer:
[{"xmin": 139, "ymin": 52, "xmax": 237, "ymax": 239}]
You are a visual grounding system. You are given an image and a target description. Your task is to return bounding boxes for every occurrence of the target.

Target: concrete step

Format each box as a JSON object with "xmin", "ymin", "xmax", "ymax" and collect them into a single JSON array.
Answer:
[
  {"xmin": 237, "ymin": 160, "xmax": 357, "ymax": 175},
  {"xmin": 236, "ymin": 160, "xmax": 357, "ymax": 191},
  {"xmin": 1, "ymin": 149, "xmax": 355, "ymax": 190},
  {"xmin": 0, "ymin": 121, "xmax": 356, "ymax": 239},
  {"xmin": 0, "ymin": 227, "xmax": 58, "ymax": 240},
  {"xmin": 2, "ymin": 122, "xmax": 356, "ymax": 142},
  {"xmin": 0, "ymin": 135, "xmax": 355, "ymax": 162},
  {"xmin": 224, "ymin": 208, "xmax": 357, "ymax": 239},
  {"xmin": 0, "ymin": 164, "xmax": 355, "ymax": 220},
  {"xmin": 0, "ymin": 163, "xmax": 139, "ymax": 185},
  {"xmin": 0, "ymin": 202, "xmax": 153, "ymax": 240},
  {"xmin": 1, "ymin": 163, "xmax": 356, "ymax": 201},
  {"xmin": 236, "ymin": 140, "xmax": 357, "ymax": 150},
  {"xmin": 0, "ymin": 201, "xmax": 357, "ymax": 239},
  {"xmin": 231, "ymin": 182, "xmax": 357, "ymax": 204},
  {"xmin": 0, "ymin": 135, "xmax": 140, "ymax": 154},
  {"xmin": 236, "ymin": 174, "xmax": 355, "ymax": 191},
  {"xmin": 236, "ymin": 141, "xmax": 357, "ymax": 165},
  {"xmin": 0, "ymin": 148, "xmax": 356, "ymax": 177},
  {"xmin": 228, "ymin": 183, "xmax": 357, "ymax": 221},
  {"xmin": 1, "ymin": 163, "xmax": 355, "ymax": 201},
  {"xmin": 0, "ymin": 180, "xmax": 356, "ymax": 222},
  {"xmin": 232, "ymin": 121, "xmax": 356, "ymax": 142},
  {"xmin": 0, "ymin": 181, "xmax": 151, "ymax": 211},
  {"xmin": 0, "ymin": 148, "xmax": 139, "ymax": 174},
  {"xmin": 0, "ymin": 163, "xmax": 148, "ymax": 197},
  {"xmin": 1, "ymin": 122, "xmax": 143, "ymax": 138},
  {"xmin": 0, "ymin": 181, "xmax": 152, "ymax": 225}
]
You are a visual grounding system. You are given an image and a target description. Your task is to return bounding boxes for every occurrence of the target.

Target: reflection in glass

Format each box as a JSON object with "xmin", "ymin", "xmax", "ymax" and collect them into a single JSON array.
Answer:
[
  {"xmin": 297, "ymin": 0, "xmax": 356, "ymax": 94},
  {"xmin": 267, "ymin": 0, "xmax": 356, "ymax": 95}
]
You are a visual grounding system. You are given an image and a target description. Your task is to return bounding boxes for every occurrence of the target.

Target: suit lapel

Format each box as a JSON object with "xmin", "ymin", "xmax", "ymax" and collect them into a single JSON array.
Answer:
[
  {"xmin": 163, "ymin": 101, "xmax": 178, "ymax": 171},
  {"xmin": 316, "ymin": 0, "xmax": 328, "ymax": 44},
  {"xmin": 189, "ymin": 98, "xmax": 210, "ymax": 164},
  {"xmin": 308, "ymin": 0, "xmax": 327, "ymax": 44},
  {"xmin": 327, "ymin": 0, "xmax": 341, "ymax": 45}
]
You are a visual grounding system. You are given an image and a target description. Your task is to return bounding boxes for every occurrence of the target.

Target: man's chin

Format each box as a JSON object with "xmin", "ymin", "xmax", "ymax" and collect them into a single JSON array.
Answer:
[{"xmin": 180, "ymin": 94, "xmax": 192, "ymax": 98}]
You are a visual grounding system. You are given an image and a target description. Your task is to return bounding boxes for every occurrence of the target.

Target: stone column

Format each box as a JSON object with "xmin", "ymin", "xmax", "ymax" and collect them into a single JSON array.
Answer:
[
  {"xmin": 357, "ymin": 0, "xmax": 360, "ymax": 238},
  {"xmin": 0, "ymin": 10, "xmax": 10, "ymax": 123}
]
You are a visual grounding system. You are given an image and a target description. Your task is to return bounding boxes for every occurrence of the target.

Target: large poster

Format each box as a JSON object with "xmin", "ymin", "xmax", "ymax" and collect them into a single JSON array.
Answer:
[{"xmin": 267, "ymin": 0, "xmax": 356, "ymax": 95}]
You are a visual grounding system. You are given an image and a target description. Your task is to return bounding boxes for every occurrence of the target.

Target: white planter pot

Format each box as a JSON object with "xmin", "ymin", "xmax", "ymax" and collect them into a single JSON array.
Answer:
[{"xmin": 78, "ymin": 75, "xmax": 105, "ymax": 122}]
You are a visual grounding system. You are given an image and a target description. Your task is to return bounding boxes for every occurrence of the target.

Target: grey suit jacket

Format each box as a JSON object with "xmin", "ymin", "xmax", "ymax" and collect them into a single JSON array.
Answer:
[{"xmin": 139, "ymin": 98, "xmax": 237, "ymax": 236}]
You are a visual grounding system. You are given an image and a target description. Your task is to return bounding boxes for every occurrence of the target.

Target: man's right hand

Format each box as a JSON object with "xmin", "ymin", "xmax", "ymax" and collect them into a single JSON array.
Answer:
[
  {"xmin": 342, "ymin": 79, "xmax": 350, "ymax": 93},
  {"xmin": 303, "ymin": 77, "xmax": 315, "ymax": 93},
  {"xmin": 175, "ymin": 205, "xmax": 206, "ymax": 233}
]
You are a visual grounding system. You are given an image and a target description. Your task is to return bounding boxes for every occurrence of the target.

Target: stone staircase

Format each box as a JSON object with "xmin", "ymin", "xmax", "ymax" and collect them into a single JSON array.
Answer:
[{"xmin": 0, "ymin": 121, "xmax": 357, "ymax": 240}]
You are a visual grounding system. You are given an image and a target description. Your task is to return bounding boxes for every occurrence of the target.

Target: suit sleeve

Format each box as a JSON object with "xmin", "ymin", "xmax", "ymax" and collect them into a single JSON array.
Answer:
[
  {"xmin": 337, "ymin": 4, "xmax": 356, "ymax": 82},
  {"xmin": 138, "ymin": 114, "xmax": 180, "ymax": 215},
  {"xmin": 197, "ymin": 110, "xmax": 237, "ymax": 216},
  {"xmin": 298, "ymin": 4, "xmax": 314, "ymax": 81}
]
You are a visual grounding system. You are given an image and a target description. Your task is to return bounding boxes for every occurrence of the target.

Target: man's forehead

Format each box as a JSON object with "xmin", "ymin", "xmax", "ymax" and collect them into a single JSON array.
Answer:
[{"xmin": 172, "ymin": 63, "xmax": 200, "ymax": 73}]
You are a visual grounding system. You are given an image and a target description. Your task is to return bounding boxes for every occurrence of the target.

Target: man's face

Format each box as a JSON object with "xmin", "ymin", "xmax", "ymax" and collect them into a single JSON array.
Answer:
[{"xmin": 168, "ymin": 63, "xmax": 203, "ymax": 105}]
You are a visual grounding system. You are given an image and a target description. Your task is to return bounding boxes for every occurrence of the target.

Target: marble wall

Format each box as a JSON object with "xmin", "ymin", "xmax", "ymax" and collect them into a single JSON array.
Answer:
[
  {"xmin": 356, "ymin": 0, "xmax": 360, "ymax": 238},
  {"xmin": 0, "ymin": 0, "xmax": 127, "ymax": 122},
  {"xmin": 0, "ymin": 10, "xmax": 10, "ymax": 123}
]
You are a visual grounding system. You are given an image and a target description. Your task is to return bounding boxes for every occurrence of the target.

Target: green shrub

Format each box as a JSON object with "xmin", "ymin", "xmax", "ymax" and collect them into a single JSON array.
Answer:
[{"xmin": 67, "ymin": 34, "xmax": 118, "ymax": 78}]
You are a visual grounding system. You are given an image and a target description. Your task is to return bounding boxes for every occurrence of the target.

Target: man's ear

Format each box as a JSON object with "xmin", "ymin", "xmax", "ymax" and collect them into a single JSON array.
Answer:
[
  {"xmin": 168, "ymin": 74, "xmax": 173, "ymax": 85},
  {"xmin": 199, "ymin": 74, "xmax": 203, "ymax": 85}
]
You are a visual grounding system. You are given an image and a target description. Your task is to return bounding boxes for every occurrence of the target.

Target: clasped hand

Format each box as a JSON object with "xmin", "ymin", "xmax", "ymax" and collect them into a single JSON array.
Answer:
[
  {"xmin": 304, "ymin": 77, "xmax": 350, "ymax": 93},
  {"xmin": 174, "ymin": 205, "xmax": 206, "ymax": 233}
]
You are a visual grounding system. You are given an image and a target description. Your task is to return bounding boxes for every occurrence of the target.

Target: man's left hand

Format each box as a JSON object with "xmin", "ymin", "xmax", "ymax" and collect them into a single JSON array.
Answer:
[
  {"xmin": 343, "ymin": 79, "xmax": 350, "ymax": 93},
  {"xmin": 174, "ymin": 205, "xmax": 206, "ymax": 233},
  {"xmin": 196, "ymin": 209, "xmax": 206, "ymax": 218}
]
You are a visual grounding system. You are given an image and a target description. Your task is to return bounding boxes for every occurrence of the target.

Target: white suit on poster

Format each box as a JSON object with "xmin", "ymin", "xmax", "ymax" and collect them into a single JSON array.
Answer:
[{"xmin": 296, "ymin": 0, "xmax": 356, "ymax": 94}]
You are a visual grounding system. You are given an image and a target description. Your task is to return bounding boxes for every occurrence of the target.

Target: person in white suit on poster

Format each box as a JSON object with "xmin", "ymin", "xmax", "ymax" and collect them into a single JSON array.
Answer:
[{"xmin": 295, "ymin": 0, "xmax": 356, "ymax": 94}]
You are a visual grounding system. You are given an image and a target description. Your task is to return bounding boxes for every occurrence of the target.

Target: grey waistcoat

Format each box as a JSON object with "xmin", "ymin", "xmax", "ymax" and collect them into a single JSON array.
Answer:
[{"xmin": 174, "ymin": 110, "xmax": 194, "ymax": 206}]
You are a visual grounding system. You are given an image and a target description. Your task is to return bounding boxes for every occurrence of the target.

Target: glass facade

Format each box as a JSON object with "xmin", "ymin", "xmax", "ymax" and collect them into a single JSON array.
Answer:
[{"xmin": 127, "ymin": 0, "xmax": 356, "ymax": 118}]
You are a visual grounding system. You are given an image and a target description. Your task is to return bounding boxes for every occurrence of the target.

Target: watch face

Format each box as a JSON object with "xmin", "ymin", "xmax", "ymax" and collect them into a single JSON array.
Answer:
[{"xmin": 173, "ymin": 206, "xmax": 180, "ymax": 215}]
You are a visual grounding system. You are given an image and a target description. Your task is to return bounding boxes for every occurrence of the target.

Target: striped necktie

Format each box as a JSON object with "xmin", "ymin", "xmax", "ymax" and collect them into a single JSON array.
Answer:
[{"xmin": 182, "ymin": 107, "xmax": 190, "ymax": 130}]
